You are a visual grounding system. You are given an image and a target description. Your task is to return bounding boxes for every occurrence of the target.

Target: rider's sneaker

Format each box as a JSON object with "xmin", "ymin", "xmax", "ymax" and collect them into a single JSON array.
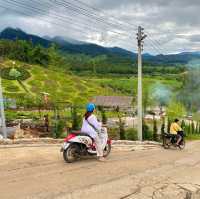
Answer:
[
  {"xmin": 98, "ymin": 157, "xmax": 106, "ymax": 162},
  {"xmin": 175, "ymin": 144, "xmax": 180, "ymax": 148}
]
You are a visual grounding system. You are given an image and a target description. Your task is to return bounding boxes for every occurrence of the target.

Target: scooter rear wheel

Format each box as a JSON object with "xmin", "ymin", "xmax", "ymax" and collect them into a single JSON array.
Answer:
[
  {"xmin": 163, "ymin": 137, "xmax": 170, "ymax": 149},
  {"xmin": 63, "ymin": 144, "xmax": 80, "ymax": 163}
]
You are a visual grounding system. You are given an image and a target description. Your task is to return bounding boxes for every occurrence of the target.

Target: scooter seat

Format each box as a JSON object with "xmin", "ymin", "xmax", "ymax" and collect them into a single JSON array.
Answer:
[{"xmin": 72, "ymin": 131, "xmax": 93, "ymax": 140}]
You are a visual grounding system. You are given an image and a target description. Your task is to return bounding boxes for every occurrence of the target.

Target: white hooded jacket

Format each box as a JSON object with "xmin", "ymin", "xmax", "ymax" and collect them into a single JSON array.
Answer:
[{"xmin": 81, "ymin": 114, "xmax": 102, "ymax": 139}]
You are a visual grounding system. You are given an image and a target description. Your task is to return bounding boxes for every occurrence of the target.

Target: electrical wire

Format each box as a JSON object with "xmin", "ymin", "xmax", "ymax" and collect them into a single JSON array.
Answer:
[{"xmin": 0, "ymin": 2, "xmax": 136, "ymax": 50}]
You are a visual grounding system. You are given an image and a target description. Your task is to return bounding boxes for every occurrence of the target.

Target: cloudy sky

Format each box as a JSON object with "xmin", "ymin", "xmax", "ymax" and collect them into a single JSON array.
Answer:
[{"xmin": 0, "ymin": 0, "xmax": 200, "ymax": 54}]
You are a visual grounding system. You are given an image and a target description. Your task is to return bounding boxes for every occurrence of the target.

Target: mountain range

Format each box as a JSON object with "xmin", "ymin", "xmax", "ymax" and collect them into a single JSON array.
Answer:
[{"xmin": 1, "ymin": 27, "xmax": 200, "ymax": 65}]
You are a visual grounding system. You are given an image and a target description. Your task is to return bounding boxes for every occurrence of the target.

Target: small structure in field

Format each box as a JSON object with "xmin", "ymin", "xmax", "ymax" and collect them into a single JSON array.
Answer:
[{"xmin": 91, "ymin": 96, "xmax": 134, "ymax": 112}]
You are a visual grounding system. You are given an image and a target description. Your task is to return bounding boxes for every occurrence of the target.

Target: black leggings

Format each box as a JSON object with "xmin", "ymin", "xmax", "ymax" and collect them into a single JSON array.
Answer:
[
  {"xmin": 177, "ymin": 131, "xmax": 184, "ymax": 138},
  {"xmin": 177, "ymin": 131, "xmax": 184, "ymax": 143}
]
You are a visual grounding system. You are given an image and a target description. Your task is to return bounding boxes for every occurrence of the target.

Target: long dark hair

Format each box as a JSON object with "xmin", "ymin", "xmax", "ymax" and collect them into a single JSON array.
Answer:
[{"xmin": 84, "ymin": 111, "xmax": 93, "ymax": 120}]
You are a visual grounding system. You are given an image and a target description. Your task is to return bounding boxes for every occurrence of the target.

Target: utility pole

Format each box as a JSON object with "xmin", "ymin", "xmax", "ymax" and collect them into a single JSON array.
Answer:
[
  {"xmin": 137, "ymin": 26, "xmax": 147, "ymax": 141},
  {"xmin": 0, "ymin": 58, "xmax": 7, "ymax": 138}
]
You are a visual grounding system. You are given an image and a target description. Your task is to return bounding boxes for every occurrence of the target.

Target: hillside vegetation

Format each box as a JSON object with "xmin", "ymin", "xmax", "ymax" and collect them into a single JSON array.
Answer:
[
  {"xmin": 1, "ymin": 60, "xmax": 119, "ymax": 107},
  {"xmin": 0, "ymin": 59, "xmax": 182, "ymax": 109},
  {"xmin": 0, "ymin": 37, "xmax": 183, "ymax": 109}
]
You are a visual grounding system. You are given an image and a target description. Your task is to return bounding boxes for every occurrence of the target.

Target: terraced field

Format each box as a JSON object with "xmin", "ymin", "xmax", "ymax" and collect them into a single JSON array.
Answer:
[
  {"xmin": 1, "ymin": 60, "xmax": 119, "ymax": 105},
  {"xmin": 1, "ymin": 60, "xmax": 181, "ymax": 107}
]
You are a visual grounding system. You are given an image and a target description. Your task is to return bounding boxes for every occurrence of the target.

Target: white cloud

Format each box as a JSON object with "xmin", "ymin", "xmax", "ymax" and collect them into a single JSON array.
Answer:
[{"xmin": 0, "ymin": 0, "xmax": 200, "ymax": 54}]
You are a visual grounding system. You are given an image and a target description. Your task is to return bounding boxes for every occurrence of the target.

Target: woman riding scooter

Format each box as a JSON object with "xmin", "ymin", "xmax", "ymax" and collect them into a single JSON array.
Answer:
[{"xmin": 81, "ymin": 103, "xmax": 106, "ymax": 162}]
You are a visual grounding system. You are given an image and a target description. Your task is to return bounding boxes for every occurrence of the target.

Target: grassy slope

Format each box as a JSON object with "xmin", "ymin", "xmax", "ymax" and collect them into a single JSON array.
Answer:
[
  {"xmin": 2, "ymin": 60, "xmax": 119, "ymax": 105},
  {"xmin": 90, "ymin": 76, "xmax": 182, "ymax": 96},
  {"xmin": 2, "ymin": 60, "xmax": 181, "ymax": 106}
]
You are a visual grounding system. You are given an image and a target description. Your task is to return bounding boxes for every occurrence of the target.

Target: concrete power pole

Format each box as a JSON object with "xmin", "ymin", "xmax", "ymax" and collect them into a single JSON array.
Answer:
[{"xmin": 137, "ymin": 26, "xmax": 147, "ymax": 141}]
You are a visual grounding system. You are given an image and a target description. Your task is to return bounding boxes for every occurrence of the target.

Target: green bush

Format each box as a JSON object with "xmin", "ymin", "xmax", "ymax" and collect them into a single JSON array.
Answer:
[
  {"xmin": 125, "ymin": 128, "xmax": 138, "ymax": 141},
  {"xmin": 153, "ymin": 119, "xmax": 158, "ymax": 141},
  {"xmin": 143, "ymin": 121, "xmax": 153, "ymax": 140},
  {"xmin": 1, "ymin": 67, "xmax": 31, "ymax": 81},
  {"xmin": 53, "ymin": 119, "xmax": 66, "ymax": 138},
  {"xmin": 5, "ymin": 111, "xmax": 18, "ymax": 121},
  {"xmin": 71, "ymin": 106, "xmax": 82, "ymax": 130},
  {"xmin": 107, "ymin": 127, "xmax": 119, "ymax": 140}
]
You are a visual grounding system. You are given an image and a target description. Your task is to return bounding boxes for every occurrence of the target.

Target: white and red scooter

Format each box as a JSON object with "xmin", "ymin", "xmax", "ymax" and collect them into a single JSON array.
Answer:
[{"xmin": 61, "ymin": 127, "xmax": 111, "ymax": 163}]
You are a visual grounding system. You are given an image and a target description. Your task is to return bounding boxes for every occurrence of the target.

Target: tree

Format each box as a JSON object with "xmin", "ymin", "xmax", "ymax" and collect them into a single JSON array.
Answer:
[
  {"xmin": 31, "ymin": 45, "xmax": 50, "ymax": 66},
  {"xmin": 188, "ymin": 122, "xmax": 191, "ymax": 135},
  {"xmin": 181, "ymin": 120, "xmax": 186, "ymax": 130},
  {"xmin": 142, "ymin": 119, "xmax": 153, "ymax": 140},
  {"xmin": 116, "ymin": 106, "xmax": 125, "ymax": 140},
  {"xmin": 89, "ymin": 55, "xmax": 107, "ymax": 74},
  {"xmin": 161, "ymin": 118, "xmax": 165, "ymax": 135},
  {"xmin": 198, "ymin": 122, "xmax": 200, "ymax": 134},
  {"xmin": 191, "ymin": 121, "xmax": 195, "ymax": 134},
  {"xmin": 166, "ymin": 101, "xmax": 186, "ymax": 120},
  {"xmin": 98, "ymin": 106, "xmax": 107, "ymax": 124},
  {"xmin": 153, "ymin": 118, "xmax": 158, "ymax": 141},
  {"xmin": 71, "ymin": 106, "xmax": 81, "ymax": 130},
  {"xmin": 195, "ymin": 122, "xmax": 199, "ymax": 134},
  {"xmin": 167, "ymin": 117, "xmax": 171, "ymax": 133},
  {"xmin": 178, "ymin": 68, "xmax": 200, "ymax": 112}
]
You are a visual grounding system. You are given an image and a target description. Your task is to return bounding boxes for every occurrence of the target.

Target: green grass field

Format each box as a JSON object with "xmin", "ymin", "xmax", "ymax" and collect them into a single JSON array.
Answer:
[
  {"xmin": 1, "ymin": 60, "xmax": 181, "ymax": 107},
  {"xmin": 1, "ymin": 60, "xmax": 120, "ymax": 106},
  {"xmin": 90, "ymin": 76, "xmax": 181, "ymax": 97}
]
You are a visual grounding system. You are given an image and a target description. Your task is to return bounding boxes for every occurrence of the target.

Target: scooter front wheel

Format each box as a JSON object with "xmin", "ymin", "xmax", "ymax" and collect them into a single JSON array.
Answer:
[
  {"xmin": 103, "ymin": 143, "xmax": 111, "ymax": 157},
  {"xmin": 178, "ymin": 139, "xmax": 185, "ymax": 150}
]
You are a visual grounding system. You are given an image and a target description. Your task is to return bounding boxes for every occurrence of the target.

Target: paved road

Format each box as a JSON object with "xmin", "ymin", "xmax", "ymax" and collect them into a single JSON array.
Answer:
[{"xmin": 0, "ymin": 142, "xmax": 200, "ymax": 199}]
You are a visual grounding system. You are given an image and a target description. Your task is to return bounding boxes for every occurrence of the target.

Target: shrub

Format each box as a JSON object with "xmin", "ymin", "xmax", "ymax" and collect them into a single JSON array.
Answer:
[
  {"xmin": 52, "ymin": 119, "xmax": 66, "ymax": 138},
  {"xmin": 191, "ymin": 121, "xmax": 195, "ymax": 134},
  {"xmin": 143, "ymin": 121, "xmax": 153, "ymax": 140},
  {"xmin": 125, "ymin": 128, "xmax": 138, "ymax": 141},
  {"xmin": 161, "ymin": 119, "xmax": 165, "ymax": 136},
  {"xmin": 153, "ymin": 119, "xmax": 158, "ymax": 141},
  {"xmin": 9, "ymin": 68, "xmax": 21, "ymax": 79},
  {"xmin": 1, "ymin": 67, "xmax": 31, "ymax": 81},
  {"xmin": 98, "ymin": 106, "xmax": 107, "ymax": 124},
  {"xmin": 107, "ymin": 127, "xmax": 119, "ymax": 140},
  {"xmin": 71, "ymin": 106, "xmax": 82, "ymax": 130}
]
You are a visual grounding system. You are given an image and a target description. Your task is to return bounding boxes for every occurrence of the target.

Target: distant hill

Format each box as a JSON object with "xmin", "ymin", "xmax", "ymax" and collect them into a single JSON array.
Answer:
[
  {"xmin": 0, "ymin": 27, "xmax": 135, "ymax": 57},
  {"xmin": 46, "ymin": 35, "xmax": 87, "ymax": 45},
  {"xmin": 1, "ymin": 27, "xmax": 200, "ymax": 65},
  {"xmin": 0, "ymin": 27, "xmax": 51, "ymax": 47}
]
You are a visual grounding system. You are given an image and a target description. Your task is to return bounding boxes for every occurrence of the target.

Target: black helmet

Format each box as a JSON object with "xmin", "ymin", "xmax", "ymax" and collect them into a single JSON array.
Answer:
[{"xmin": 174, "ymin": 118, "xmax": 179, "ymax": 122}]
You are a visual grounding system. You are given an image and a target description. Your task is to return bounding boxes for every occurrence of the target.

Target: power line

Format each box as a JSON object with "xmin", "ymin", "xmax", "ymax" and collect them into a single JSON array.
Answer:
[
  {"xmin": 48, "ymin": 0, "xmax": 131, "ymax": 37},
  {"xmin": 146, "ymin": 38, "xmax": 164, "ymax": 55},
  {"xmin": 4, "ymin": 0, "xmax": 124, "ymax": 37},
  {"xmin": 61, "ymin": 0, "xmax": 138, "ymax": 32},
  {"xmin": 0, "ymin": 2, "xmax": 136, "ymax": 50},
  {"xmin": 3, "ymin": 0, "xmax": 137, "ymax": 50},
  {"xmin": 66, "ymin": 0, "xmax": 168, "ymax": 54},
  {"xmin": 52, "ymin": 0, "xmax": 130, "ymax": 32}
]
